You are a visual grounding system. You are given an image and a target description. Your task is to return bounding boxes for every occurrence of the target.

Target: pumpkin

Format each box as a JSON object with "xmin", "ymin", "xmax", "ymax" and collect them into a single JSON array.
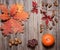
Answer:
[{"xmin": 42, "ymin": 33, "xmax": 55, "ymax": 47}]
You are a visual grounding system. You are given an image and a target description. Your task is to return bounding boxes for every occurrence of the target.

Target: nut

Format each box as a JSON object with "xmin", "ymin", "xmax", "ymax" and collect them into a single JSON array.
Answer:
[{"xmin": 9, "ymin": 43, "xmax": 12, "ymax": 47}]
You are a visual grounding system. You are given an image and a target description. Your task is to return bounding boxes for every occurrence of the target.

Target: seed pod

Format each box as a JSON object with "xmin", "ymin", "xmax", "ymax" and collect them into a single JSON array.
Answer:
[
  {"xmin": 52, "ymin": 21, "xmax": 55, "ymax": 26},
  {"xmin": 54, "ymin": 18, "xmax": 58, "ymax": 23},
  {"xmin": 40, "ymin": 24, "xmax": 44, "ymax": 29},
  {"xmin": 40, "ymin": 10, "xmax": 42, "ymax": 14},
  {"xmin": 45, "ymin": 3, "xmax": 48, "ymax": 7},
  {"xmin": 42, "ymin": 1, "xmax": 44, "ymax": 7},
  {"xmin": 48, "ymin": 4, "xmax": 52, "ymax": 8},
  {"xmin": 49, "ymin": 27, "xmax": 53, "ymax": 30},
  {"xmin": 46, "ymin": 25, "xmax": 49, "ymax": 29},
  {"xmin": 51, "ymin": 11, "xmax": 55, "ymax": 18},
  {"xmin": 54, "ymin": 1, "xmax": 58, "ymax": 7},
  {"xmin": 40, "ymin": 29, "xmax": 43, "ymax": 33}
]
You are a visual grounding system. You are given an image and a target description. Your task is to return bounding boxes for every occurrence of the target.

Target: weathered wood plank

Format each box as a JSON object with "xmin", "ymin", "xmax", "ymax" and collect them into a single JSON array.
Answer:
[{"xmin": 0, "ymin": 0, "xmax": 60, "ymax": 50}]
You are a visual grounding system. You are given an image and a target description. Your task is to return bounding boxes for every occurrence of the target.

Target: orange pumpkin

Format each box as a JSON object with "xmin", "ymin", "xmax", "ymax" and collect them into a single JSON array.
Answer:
[{"xmin": 42, "ymin": 33, "xmax": 55, "ymax": 47}]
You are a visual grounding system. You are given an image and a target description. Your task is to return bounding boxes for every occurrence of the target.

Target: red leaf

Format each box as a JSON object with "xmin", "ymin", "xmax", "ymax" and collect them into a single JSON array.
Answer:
[
  {"xmin": 31, "ymin": 8, "xmax": 38, "ymax": 14},
  {"xmin": 32, "ymin": 1, "xmax": 37, "ymax": 7},
  {"xmin": 45, "ymin": 19, "xmax": 49, "ymax": 25},
  {"xmin": 31, "ymin": 1, "xmax": 38, "ymax": 14},
  {"xmin": 47, "ymin": 16, "xmax": 52, "ymax": 21},
  {"xmin": 42, "ymin": 16, "xmax": 47, "ymax": 20}
]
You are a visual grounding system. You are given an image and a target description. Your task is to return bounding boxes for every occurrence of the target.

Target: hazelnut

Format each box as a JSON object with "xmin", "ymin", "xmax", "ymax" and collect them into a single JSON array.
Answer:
[
  {"xmin": 15, "ymin": 38, "xmax": 18, "ymax": 42},
  {"xmin": 9, "ymin": 43, "xmax": 12, "ymax": 47},
  {"xmin": 18, "ymin": 40, "xmax": 22, "ymax": 44},
  {"xmin": 11, "ymin": 40, "xmax": 15, "ymax": 45},
  {"xmin": 15, "ymin": 41, "xmax": 18, "ymax": 45}
]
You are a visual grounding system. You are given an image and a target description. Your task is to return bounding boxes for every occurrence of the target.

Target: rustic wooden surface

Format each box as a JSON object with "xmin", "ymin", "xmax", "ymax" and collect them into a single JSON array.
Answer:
[{"xmin": 0, "ymin": 0, "xmax": 60, "ymax": 50}]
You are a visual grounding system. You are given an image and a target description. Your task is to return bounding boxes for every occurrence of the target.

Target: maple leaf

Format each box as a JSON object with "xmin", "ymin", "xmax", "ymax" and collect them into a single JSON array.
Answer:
[
  {"xmin": 10, "ymin": 4, "xmax": 24, "ymax": 16},
  {"xmin": 0, "ymin": 19, "xmax": 24, "ymax": 36},
  {"xmin": 0, "ymin": 4, "xmax": 29, "ymax": 36},
  {"xmin": 0, "ymin": 4, "xmax": 8, "ymax": 14},
  {"xmin": 0, "ymin": 4, "xmax": 9, "ymax": 20},
  {"xmin": 13, "ymin": 11, "xmax": 29, "ymax": 21},
  {"xmin": 42, "ymin": 14, "xmax": 52, "ymax": 25},
  {"xmin": 32, "ymin": 1, "xmax": 37, "ymax": 8},
  {"xmin": 10, "ymin": 4, "xmax": 29, "ymax": 21},
  {"xmin": 0, "ymin": 20, "xmax": 12, "ymax": 36},
  {"xmin": 31, "ymin": 1, "xmax": 38, "ymax": 14},
  {"xmin": 9, "ymin": 19, "xmax": 24, "ymax": 33},
  {"xmin": 0, "ymin": 14, "xmax": 10, "ymax": 20}
]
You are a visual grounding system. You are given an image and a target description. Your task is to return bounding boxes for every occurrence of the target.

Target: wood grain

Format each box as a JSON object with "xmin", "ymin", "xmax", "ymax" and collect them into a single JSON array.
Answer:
[{"xmin": 0, "ymin": 0, "xmax": 60, "ymax": 50}]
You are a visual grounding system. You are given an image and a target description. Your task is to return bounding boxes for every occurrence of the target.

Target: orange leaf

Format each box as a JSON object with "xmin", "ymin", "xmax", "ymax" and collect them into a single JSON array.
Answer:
[
  {"xmin": 10, "ymin": 4, "xmax": 24, "ymax": 16},
  {"xmin": 0, "ymin": 4, "xmax": 8, "ymax": 14},
  {"xmin": 13, "ymin": 11, "xmax": 29, "ymax": 21},
  {"xmin": 0, "ymin": 14, "xmax": 10, "ymax": 20},
  {"xmin": 9, "ymin": 19, "xmax": 24, "ymax": 33},
  {"xmin": 0, "ymin": 19, "xmax": 24, "ymax": 36}
]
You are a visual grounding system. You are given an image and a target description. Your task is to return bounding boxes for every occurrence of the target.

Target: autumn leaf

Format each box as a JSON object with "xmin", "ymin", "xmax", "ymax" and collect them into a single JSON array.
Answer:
[
  {"xmin": 9, "ymin": 19, "xmax": 24, "ymax": 33},
  {"xmin": 42, "ymin": 13, "xmax": 52, "ymax": 25},
  {"xmin": 13, "ymin": 11, "xmax": 29, "ymax": 21},
  {"xmin": 0, "ymin": 19, "xmax": 24, "ymax": 36},
  {"xmin": 31, "ymin": 1, "xmax": 38, "ymax": 14},
  {"xmin": 0, "ymin": 14, "xmax": 10, "ymax": 20},
  {"xmin": 0, "ymin": 4, "xmax": 8, "ymax": 14},
  {"xmin": 0, "ymin": 4, "xmax": 29, "ymax": 36},
  {"xmin": 10, "ymin": 4, "xmax": 24, "ymax": 16}
]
